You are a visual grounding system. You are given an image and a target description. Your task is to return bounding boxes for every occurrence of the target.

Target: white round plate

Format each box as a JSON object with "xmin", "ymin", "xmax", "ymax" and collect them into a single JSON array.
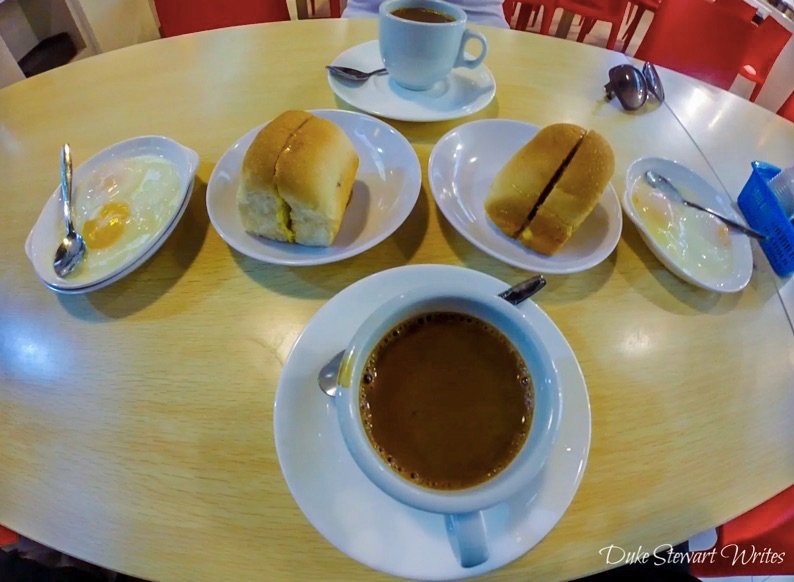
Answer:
[
  {"xmin": 327, "ymin": 40, "xmax": 496, "ymax": 122},
  {"xmin": 274, "ymin": 264, "xmax": 591, "ymax": 580},
  {"xmin": 623, "ymin": 157, "xmax": 753, "ymax": 293},
  {"xmin": 26, "ymin": 179, "xmax": 194, "ymax": 295},
  {"xmin": 24, "ymin": 136, "xmax": 199, "ymax": 293},
  {"xmin": 206, "ymin": 109, "xmax": 421, "ymax": 266},
  {"xmin": 428, "ymin": 119, "xmax": 623, "ymax": 274}
]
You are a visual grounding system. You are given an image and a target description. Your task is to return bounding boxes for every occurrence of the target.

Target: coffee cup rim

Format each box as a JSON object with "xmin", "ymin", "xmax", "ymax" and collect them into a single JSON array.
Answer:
[
  {"xmin": 334, "ymin": 284, "xmax": 562, "ymax": 515},
  {"xmin": 379, "ymin": 0, "xmax": 467, "ymax": 25}
]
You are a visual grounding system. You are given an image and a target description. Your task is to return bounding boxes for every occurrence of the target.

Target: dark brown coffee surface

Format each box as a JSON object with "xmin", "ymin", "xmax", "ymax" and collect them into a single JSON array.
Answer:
[
  {"xmin": 360, "ymin": 312, "xmax": 533, "ymax": 490},
  {"xmin": 391, "ymin": 7, "xmax": 456, "ymax": 22}
]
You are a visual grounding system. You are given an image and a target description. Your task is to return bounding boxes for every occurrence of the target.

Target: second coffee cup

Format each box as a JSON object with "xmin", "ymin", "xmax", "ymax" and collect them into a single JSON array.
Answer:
[{"xmin": 379, "ymin": 0, "xmax": 489, "ymax": 91}]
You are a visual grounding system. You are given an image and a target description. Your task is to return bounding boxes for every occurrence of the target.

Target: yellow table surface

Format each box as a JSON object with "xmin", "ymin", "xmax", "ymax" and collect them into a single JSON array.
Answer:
[{"xmin": 1, "ymin": 19, "xmax": 793, "ymax": 581}]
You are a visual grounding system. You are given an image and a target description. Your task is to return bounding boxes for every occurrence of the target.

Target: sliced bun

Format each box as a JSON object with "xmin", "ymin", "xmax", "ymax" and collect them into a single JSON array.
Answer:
[
  {"xmin": 237, "ymin": 110, "xmax": 359, "ymax": 246},
  {"xmin": 485, "ymin": 124, "xmax": 614, "ymax": 255},
  {"xmin": 485, "ymin": 123, "xmax": 585, "ymax": 238},
  {"xmin": 276, "ymin": 116, "xmax": 359, "ymax": 246}
]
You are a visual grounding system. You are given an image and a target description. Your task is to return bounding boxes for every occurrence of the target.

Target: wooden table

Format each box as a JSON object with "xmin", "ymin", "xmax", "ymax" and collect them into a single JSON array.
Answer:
[{"xmin": 1, "ymin": 19, "xmax": 792, "ymax": 581}]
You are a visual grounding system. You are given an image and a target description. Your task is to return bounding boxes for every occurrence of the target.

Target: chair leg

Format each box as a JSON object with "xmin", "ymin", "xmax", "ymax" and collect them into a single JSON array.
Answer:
[
  {"xmin": 606, "ymin": 21, "xmax": 620, "ymax": 50},
  {"xmin": 516, "ymin": 3, "xmax": 533, "ymax": 30},
  {"xmin": 310, "ymin": 0, "xmax": 316, "ymax": 15},
  {"xmin": 540, "ymin": 5, "xmax": 556, "ymax": 35},
  {"xmin": 750, "ymin": 82, "xmax": 764, "ymax": 102},
  {"xmin": 576, "ymin": 18, "xmax": 592, "ymax": 42},
  {"xmin": 625, "ymin": 2, "xmax": 636, "ymax": 24},
  {"xmin": 621, "ymin": 6, "xmax": 646, "ymax": 51},
  {"xmin": 531, "ymin": 5, "xmax": 540, "ymax": 26}
]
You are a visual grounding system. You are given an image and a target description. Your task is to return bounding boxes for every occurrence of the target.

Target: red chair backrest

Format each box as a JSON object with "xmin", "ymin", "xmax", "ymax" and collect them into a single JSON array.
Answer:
[
  {"xmin": 744, "ymin": 16, "xmax": 792, "ymax": 78},
  {"xmin": 635, "ymin": 0, "xmax": 756, "ymax": 89},
  {"xmin": 154, "ymin": 0, "xmax": 290, "ymax": 37},
  {"xmin": 715, "ymin": 0, "xmax": 758, "ymax": 21}
]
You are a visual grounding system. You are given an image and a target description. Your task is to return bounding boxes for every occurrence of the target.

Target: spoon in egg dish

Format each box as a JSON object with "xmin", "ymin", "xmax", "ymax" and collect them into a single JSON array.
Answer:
[{"xmin": 53, "ymin": 144, "xmax": 87, "ymax": 277}]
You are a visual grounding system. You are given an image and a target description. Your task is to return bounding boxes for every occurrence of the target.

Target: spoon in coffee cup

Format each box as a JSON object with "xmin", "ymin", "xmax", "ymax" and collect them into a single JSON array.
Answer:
[
  {"xmin": 326, "ymin": 65, "xmax": 388, "ymax": 82},
  {"xmin": 317, "ymin": 275, "xmax": 547, "ymax": 397}
]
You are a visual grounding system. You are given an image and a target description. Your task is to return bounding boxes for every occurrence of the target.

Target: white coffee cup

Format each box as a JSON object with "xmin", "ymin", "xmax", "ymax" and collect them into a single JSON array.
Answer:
[
  {"xmin": 333, "ymin": 284, "xmax": 561, "ymax": 568},
  {"xmin": 379, "ymin": 0, "xmax": 489, "ymax": 91}
]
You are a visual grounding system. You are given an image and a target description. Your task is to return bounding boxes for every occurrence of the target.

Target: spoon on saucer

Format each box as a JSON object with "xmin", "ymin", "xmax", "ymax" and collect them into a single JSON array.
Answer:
[
  {"xmin": 317, "ymin": 275, "xmax": 547, "ymax": 397},
  {"xmin": 326, "ymin": 65, "xmax": 388, "ymax": 82},
  {"xmin": 53, "ymin": 143, "xmax": 87, "ymax": 278},
  {"xmin": 644, "ymin": 170, "xmax": 766, "ymax": 240}
]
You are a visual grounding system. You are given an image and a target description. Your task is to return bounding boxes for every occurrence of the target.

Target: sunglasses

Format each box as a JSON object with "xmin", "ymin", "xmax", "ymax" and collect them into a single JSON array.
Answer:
[{"xmin": 604, "ymin": 62, "xmax": 665, "ymax": 111}]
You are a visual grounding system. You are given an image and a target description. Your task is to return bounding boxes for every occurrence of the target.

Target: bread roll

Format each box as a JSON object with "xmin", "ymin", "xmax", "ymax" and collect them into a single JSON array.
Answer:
[
  {"xmin": 237, "ymin": 110, "xmax": 359, "ymax": 246},
  {"xmin": 485, "ymin": 123, "xmax": 614, "ymax": 255},
  {"xmin": 518, "ymin": 130, "xmax": 615, "ymax": 254},
  {"xmin": 485, "ymin": 124, "xmax": 585, "ymax": 238}
]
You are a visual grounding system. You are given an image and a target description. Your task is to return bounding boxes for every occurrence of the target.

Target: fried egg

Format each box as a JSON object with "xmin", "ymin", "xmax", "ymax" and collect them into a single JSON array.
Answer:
[
  {"xmin": 63, "ymin": 155, "xmax": 182, "ymax": 281},
  {"xmin": 632, "ymin": 182, "xmax": 733, "ymax": 281}
]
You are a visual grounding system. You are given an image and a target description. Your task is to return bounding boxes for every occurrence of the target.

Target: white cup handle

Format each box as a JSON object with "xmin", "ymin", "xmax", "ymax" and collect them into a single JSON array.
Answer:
[
  {"xmin": 455, "ymin": 29, "xmax": 488, "ymax": 70},
  {"xmin": 446, "ymin": 511, "xmax": 489, "ymax": 568}
]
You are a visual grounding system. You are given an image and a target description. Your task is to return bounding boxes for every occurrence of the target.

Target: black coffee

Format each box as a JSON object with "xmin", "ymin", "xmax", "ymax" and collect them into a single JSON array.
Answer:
[
  {"xmin": 360, "ymin": 312, "xmax": 533, "ymax": 490},
  {"xmin": 392, "ymin": 7, "xmax": 456, "ymax": 23}
]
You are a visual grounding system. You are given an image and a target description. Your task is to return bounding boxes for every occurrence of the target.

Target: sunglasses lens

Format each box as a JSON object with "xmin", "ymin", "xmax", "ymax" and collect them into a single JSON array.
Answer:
[
  {"xmin": 642, "ymin": 62, "xmax": 665, "ymax": 102},
  {"xmin": 607, "ymin": 65, "xmax": 647, "ymax": 111}
]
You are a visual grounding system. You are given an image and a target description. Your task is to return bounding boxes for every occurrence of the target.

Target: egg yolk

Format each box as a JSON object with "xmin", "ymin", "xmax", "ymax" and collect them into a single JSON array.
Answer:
[{"xmin": 83, "ymin": 201, "xmax": 131, "ymax": 249}]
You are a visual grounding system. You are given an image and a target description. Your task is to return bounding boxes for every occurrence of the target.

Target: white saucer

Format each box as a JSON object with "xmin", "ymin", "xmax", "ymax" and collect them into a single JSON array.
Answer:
[
  {"xmin": 274, "ymin": 265, "xmax": 591, "ymax": 580},
  {"xmin": 624, "ymin": 157, "xmax": 753, "ymax": 293},
  {"xmin": 206, "ymin": 109, "xmax": 421, "ymax": 266},
  {"xmin": 429, "ymin": 120, "xmax": 623, "ymax": 274},
  {"xmin": 25, "ymin": 136, "xmax": 198, "ymax": 293},
  {"xmin": 328, "ymin": 40, "xmax": 496, "ymax": 122}
]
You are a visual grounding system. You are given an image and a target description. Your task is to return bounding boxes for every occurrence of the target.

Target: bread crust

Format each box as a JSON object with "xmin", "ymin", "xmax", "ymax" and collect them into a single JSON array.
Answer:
[
  {"xmin": 237, "ymin": 111, "xmax": 359, "ymax": 246},
  {"xmin": 485, "ymin": 123, "xmax": 585, "ymax": 237},
  {"xmin": 485, "ymin": 124, "xmax": 614, "ymax": 255},
  {"xmin": 520, "ymin": 129, "xmax": 614, "ymax": 254},
  {"xmin": 276, "ymin": 116, "xmax": 359, "ymax": 245}
]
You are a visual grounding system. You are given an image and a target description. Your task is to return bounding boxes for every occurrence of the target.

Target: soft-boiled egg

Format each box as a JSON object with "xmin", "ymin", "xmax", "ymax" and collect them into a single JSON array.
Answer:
[
  {"xmin": 64, "ymin": 155, "xmax": 182, "ymax": 280},
  {"xmin": 631, "ymin": 182, "xmax": 734, "ymax": 281}
]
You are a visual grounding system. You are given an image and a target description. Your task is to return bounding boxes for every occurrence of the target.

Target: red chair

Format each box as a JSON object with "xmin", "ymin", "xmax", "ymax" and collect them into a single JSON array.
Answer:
[
  {"xmin": 308, "ymin": 0, "xmax": 342, "ymax": 17},
  {"xmin": 512, "ymin": 0, "xmax": 558, "ymax": 35},
  {"xmin": 778, "ymin": 90, "xmax": 794, "ymax": 123},
  {"xmin": 634, "ymin": 0, "xmax": 756, "ymax": 89},
  {"xmin": 621, "ymin": 0, "xmax": 661, "ymax": 53},
  {"xmin": 0, "ymin": 525, "xmax": 18, "ymax": 546},
  {"xmin": 557, "ymin": 0, "xmax": 629, "ymax": 49},
  {"xmin": 715, "ymin": 0, "xmax": 759, "ymax": 20},
  {"xmin": 691, "ymin": 485, "xmax": 794, "ymax": 577},
  {"xmin": 738, "ymin": 16, "xmax": 792, "ymax": 101},
  {"xmin": 153, "ymin": 0, "xmax": 290, "ymax": 37}
]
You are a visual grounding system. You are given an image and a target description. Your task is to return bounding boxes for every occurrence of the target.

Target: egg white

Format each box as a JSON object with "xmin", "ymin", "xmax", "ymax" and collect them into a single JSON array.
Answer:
[
  {"xmin": 632, "ymin": 183, "xmax": 734, "ymax": 282},
  {"xmin": 60, "ymin": 155, "xmax": 183, "ymax": 282}
]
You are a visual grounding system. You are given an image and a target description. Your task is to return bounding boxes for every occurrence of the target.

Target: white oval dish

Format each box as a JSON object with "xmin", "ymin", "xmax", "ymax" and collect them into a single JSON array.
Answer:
[
  {"xmin": 25, "ymin": 136, "xmax": 199, "ymax": 293},
  {"xmin": 206, "ymin": 109, "xmax": 421, "ymax": 266},
  {"xmin": 428, "ymin": 119, "xmax": 622, "ymax": 274},
  {"xmin": 623, "ymin": 157, "xmax": 753, "ymax": 293}
]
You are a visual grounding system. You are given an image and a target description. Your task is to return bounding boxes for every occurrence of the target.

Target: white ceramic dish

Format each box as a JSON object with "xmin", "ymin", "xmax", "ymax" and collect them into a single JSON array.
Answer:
[
  {"xmin": 623, "ymin": 157, "xmax": 753, "ymax": 293},
  {"xmin": 274, "ymin": 264, "xmax": 591, "ymax": 580},
  {"xmin": 206, "ymin": 109, "xmax": 421, "ymax": 266},
  {"xmin": 28, "ymin": 179, "xmax": 195, "ymax": 295},
  {"xmin": 25, "ymin": 136, "xmax": 199, "ymax": 293},
  {"xmin": 327, "ymin": 40, "xmax": 496, "ymax": 122},
  {"xmin": 428, "ymin": 119, "xmax": 622, "ymax": 274}
]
